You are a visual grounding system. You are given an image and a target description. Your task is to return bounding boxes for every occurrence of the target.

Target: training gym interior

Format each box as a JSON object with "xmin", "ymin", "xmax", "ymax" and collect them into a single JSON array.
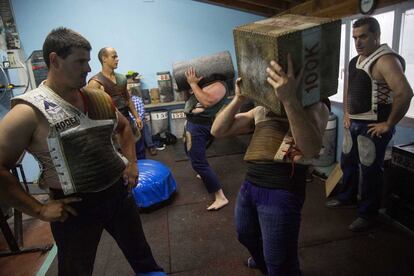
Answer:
[{"xmin": 1, "ymin": 0, "xmax": 414, "ymax": 275}]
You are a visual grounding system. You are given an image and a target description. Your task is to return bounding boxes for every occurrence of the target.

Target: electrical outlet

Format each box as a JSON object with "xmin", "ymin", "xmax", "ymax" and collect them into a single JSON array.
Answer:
[{"xmin": 7, "ymin": 51, "xmax": 18, "ymax": 67}]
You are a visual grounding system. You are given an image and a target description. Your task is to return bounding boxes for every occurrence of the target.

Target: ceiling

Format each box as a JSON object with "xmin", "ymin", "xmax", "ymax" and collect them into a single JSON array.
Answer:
[{"xmin": 195, "ymin": 0, "xmax": 307, "ymax": 17}]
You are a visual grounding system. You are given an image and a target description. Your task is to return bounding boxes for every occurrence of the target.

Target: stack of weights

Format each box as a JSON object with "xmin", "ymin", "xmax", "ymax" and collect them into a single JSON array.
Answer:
[
  {"xmin": 173, "ymin": 79, "xmax": 186, "ymax": 102},
  {"xmin": 157, "ymin": 71, "xmax": 174, "ymax": 103},
  {"xmin": 141, "ymin": 89, "xmax": 151, "ymax": 104},
  {"xmin": 149, "ymin": 88, "xmax": 160, "ymax": 104}
]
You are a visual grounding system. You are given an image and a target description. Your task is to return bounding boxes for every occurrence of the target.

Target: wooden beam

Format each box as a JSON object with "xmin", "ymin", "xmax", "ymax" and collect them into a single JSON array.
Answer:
[
  {"xmin": 195, "ymin": 0, "xmax": 280, "ymax": 17},
  {"xmin": 237, "ymin": 0, "xmax": 290, "ymax": 10},
  {"xmin": 313, "ymin": 0, "xmax": 358, "ymax": 18},
  {"xmin": 280, "ymin": 0, "xmax": 407, "ymax": 18}
]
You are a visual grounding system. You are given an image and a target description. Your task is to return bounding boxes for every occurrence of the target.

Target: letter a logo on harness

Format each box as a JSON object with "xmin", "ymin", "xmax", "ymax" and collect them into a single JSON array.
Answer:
[{"xmin": 44, "ymin": 100, "xmax": 62, "ymax": 115}]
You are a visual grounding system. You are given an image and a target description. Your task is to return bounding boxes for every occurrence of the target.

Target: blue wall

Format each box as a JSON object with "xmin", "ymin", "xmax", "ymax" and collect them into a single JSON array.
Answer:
[
  {"xmin": 11, "ymin": 0, "xmax": 263, "ymax": 89},
  {"xmin": 9, "ymin": 0, "xmax": 264, "ymax": 181},
  {"xmin": 7, "ymin": 0, "xmax": 414, "ymax": 181}
]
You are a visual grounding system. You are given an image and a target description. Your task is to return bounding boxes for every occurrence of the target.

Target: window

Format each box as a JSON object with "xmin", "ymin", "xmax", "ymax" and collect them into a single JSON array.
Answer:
[
  {"xmin": 400, "ymin": 8, "xmax": 414, "ymax": 118},
  {"xmin": 330, "ymin": 23, "xmax": 347, "ymax": 103},
  {"xmin": 330, "ymin": 2, "xmax": 414, "ymax": 120}
]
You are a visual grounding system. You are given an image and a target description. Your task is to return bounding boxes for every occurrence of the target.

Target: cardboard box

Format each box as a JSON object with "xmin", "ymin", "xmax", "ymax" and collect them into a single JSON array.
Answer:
[
  {"xmin": 392, "ymin": 143, "xmax": 414, "ymax": 173},
  {"xmin": 234, "ymin": 14, "xmax": 341, "ymax": 116}
]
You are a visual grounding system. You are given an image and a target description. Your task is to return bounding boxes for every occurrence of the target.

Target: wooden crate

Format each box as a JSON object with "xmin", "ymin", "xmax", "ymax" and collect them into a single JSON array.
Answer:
[{"xmin": 234, "ymin": 14, "xmax": 341, "ymax": 116}]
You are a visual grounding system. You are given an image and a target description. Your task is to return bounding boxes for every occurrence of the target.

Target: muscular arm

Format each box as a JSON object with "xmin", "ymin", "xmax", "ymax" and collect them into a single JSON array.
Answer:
[
  {"xmin": 378, "ymin": 55, "xmax": 413, "ymax": 127},
  {"xmin": 367, "ymin": 55, "xmax": 413, "ymax": 137},
  {"xmin": 0, "ymin": 104, "xmax": 80, "ymax": 221},
  {"xmin": 114, "ymin": 111, "xmax": 138, "ymax": 190},
  {"xmin": 190, "ymin": 82, "xmax": 226, "ymax": 108},
  {"xmin": 284, "ymin": 101, "xmax": 329, "ymax": 158},
  {"xmin": 0, "ymin": 104, "xmax": 43, "ymax": 217},
  {"xmin": 87, "ymin": 79, "xmax": 104, "ymax": 90},
  {"xmin": 343, "ymin": 68, "xmax": 350, "ymax": 128},
  {"xmin": 211, "ymin": 78, "xmax": 255, "ymax": 137},
  {"xmin": 185, "ymin": 67, "xmax": 226, "ymax": 107},
  {"xmin": 267, "ymin": 55, "xmax": 329, "ymax": 158}
]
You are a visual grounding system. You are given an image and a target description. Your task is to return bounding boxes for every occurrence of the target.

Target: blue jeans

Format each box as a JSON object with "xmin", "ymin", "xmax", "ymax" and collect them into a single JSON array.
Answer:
[
  {"xmin": 235, "ymin": 180, "xmax": 304, "ymax": 276},
  {"xmin": 136, "ymin": 137, "xmax": 146, "ymax": 160},
  {"xmin": 185, "ymin": 121, "xmax": 221, "ymax": 193},
  {"xmin": 50, "ymin": 181, "xmax": 163, "ymax": 276},
  {"xmin": 339, "ymin": 120, "xmax": 394, "ymax": 219},
  {"xmin": 136, "ymin": 122, "xmax": 156, "ymax": 159},
  {"xmin": 142, "ymin": 122, "xmax": 155, "ymax": 148}
]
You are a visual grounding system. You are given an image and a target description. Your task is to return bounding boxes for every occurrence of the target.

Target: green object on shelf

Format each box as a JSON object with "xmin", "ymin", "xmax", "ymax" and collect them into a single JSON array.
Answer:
[{"xmin": 126, "ymin": 71, "xmax": 141, "ymax": 80}]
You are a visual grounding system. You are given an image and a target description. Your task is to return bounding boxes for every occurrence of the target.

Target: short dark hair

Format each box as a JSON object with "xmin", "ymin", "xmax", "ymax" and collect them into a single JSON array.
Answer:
[
  {"xmin": 130, "ymin": 86, "xmax": 141, "ymax": 97},
  {"xmin": 98, "ymin": 47, "xmax": 109, "ymax": 64},
  {"xmin": 42, "ymin": 27, "xmax": 91, "ymax": 68},
  {"xmin": 353, "ymin": 17, "xmax": 381, "ymax": 34}
]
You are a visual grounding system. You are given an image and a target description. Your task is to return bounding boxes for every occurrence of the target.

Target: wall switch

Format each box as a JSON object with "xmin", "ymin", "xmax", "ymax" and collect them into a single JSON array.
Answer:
[{"xmin": 2, "ymin": 60, "xmax": 10, "ymax": 68}]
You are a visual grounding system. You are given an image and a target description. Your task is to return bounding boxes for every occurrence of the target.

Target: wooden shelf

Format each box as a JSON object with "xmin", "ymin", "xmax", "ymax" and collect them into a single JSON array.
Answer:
[
  {"xmin": 144, "ymin": 101, "xmax": 185, "ymax": 109},
  {"xmin": 5, "ymin": 66, "xmax": 25, "ymax": 69},
  {"xmin": 143, "ymin": 95, "xmax": 235, "ymax": 110}
]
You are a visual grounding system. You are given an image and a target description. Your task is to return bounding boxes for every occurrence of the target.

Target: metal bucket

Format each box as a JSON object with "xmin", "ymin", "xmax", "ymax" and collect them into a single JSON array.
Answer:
[
  {"xmin": 150, "ymin": 110, "xmax": 169, "ymax": 135},
  {"xmin": 172, "ymin": 51, "xmax": 235, "ymax": 92},
  {"xmin": 312, "ymin": 112, "xmax": 337, "ymax": 166},
  {"xmin": 170, "ymin": 109, "xmax": 186, "ymax": 138}
]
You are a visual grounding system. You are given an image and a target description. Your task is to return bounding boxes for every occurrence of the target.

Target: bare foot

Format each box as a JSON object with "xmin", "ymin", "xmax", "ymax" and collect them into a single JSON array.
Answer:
[
  {"xmin": 207, "ymin": 190, "xmax": 228, "ymax": 211},
  {"xmin": 207, "ymin": 198, "xmax": 229, "ymax": 211}
]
